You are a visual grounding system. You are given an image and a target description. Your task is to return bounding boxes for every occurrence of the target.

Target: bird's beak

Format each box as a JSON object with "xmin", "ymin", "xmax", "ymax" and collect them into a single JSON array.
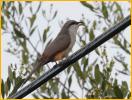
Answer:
[{"xmin": 78, "ymin": 22, "xmax": 84, "ymax": 26}]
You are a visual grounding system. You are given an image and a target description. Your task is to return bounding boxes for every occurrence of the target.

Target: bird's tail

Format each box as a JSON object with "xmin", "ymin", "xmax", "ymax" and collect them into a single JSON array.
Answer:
[
  {"xmin": 21, "ymin": 60, "xmax": 48, "ymax": 87},
  {"xmin": 20, "ymin": 62, "xmax": 41, "ymax": 87}
]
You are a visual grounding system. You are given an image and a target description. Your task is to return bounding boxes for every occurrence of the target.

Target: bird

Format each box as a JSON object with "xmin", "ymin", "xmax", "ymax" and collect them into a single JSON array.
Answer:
[{"xmin": 22, "ymin": 20, "xmax": 83, "ymax": 86}]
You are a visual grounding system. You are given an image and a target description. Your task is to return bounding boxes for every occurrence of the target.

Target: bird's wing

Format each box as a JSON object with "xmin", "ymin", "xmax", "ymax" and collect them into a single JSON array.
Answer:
[
  {"xmin": 41, "ymin": 34, "xmax": 71, "ymax": 61},
  {"xmin": 21, "ymin": 34, "xmax": 70, "ymax": 87}
]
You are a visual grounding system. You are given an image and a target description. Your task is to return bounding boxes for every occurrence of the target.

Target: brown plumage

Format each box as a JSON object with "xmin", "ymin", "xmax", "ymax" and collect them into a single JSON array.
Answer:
[{"xmin": 22, "ymin": 20, "xmax": 83, "ymax": 86}]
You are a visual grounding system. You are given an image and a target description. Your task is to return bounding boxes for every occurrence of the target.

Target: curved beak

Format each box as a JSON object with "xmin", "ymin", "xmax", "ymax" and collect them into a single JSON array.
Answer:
[{"xmin": 78, "ymin": 21, "xmax": 84, "ymax": 26}]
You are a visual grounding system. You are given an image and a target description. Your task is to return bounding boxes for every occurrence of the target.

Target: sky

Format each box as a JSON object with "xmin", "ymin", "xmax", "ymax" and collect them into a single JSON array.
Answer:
[{"xmin": 2, "ymin": 1, "xmax": 130, "ymax": 98}]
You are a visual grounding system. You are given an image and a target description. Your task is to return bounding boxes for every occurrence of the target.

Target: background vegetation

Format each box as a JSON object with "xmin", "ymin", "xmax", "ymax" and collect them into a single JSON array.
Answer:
[{"xmin": 1, "ymin": 1, "xmax": 131, "ymax": 98}]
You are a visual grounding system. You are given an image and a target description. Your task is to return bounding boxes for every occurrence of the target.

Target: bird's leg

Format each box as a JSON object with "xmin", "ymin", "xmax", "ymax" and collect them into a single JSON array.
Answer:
[
  {"xmin": 55, "ymin": 61, "xmax": 58, "ymax": 65},
  {"xmin": 47, "ymin": 64, "xmax": 51, "ymax": 69}
]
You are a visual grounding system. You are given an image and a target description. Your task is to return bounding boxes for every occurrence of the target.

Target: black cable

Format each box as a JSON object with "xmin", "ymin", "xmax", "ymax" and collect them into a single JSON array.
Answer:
[{"xmin": 9, "ymin": 15, "xmax": 131, "ymax": 99}]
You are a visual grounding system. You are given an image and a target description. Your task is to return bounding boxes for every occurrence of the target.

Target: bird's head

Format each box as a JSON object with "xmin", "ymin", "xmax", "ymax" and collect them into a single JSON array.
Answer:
[
  {"xmin": 65, "ymin": 20, "xmax": 83, "ymax": 28},
  {"xmin": 60, "ymin": 20, "xmax": 84, "ymax": 35}
]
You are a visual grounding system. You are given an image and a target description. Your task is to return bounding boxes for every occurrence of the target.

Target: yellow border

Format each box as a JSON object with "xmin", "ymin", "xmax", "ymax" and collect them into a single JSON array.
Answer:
[
  {"xmin": 0, "ymin": 0, "xmax": 131, "ymax": 100},
  {"xmin": 130, "ymin": 0, "xmax": 132, "ymax": 100},
  {"xmin": 1, "ymin": 0, "xmax": 130, "ymax": 2},
  {"xmin": 0, "ymin": 0, "xmax": 2, "ymax": 99}
]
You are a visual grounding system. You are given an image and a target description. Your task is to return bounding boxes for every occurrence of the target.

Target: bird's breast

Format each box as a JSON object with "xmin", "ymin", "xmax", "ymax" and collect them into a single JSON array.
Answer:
[{"xmin": 63, "ymin": 30, "xmax": 76, "ymax": 57}]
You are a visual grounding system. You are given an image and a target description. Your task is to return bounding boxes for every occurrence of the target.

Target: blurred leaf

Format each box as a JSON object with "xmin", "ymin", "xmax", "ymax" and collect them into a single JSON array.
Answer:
[
  {"xmin": 89, "ymin": 75, "xmax": 96, "ymax": 88},
  {"xmin": 103, "ymin": 27, "xmax": 107, "ymax": 32},
  {"xmin": 19, "ymin": 39, "xmax": 28, "ymax": 53},
  {"xmin": 89, "ymin": 28, "xmax": 95, "ymax": 41},
  {"xmin": 116, "ymin": 70, "xmax": 129, "ymax": 75},
  {"xmin": 1, "ymin": 16, "xmax": 5, "ymax": 29},
  {"xmin": 113, "ymin": 37, "xmax": 130, "ymax": 54},
  {"xmin": 127, "ymin": 92, "xmax": 131, "ymax": 98},
  {"xmin": 22, "ymin": 50, "xmax": 28, "ymax": 64},
  {"xmin": 12, "ymin": 71, "xmax": 16, "ymax": 83},
  {"xmin": 10, "ymin": 20, "xmax": 19, "ymax": 28},
  {"xmin": 107, "ymin": 59, "xmax": 115, "ymax": 73},
  {"xmin": 43, "ymin": 26, "xmax": 50, "ymax": 43},
  {"xmin": 89, "ymin": 29, "xmax": 95, "ymax": 41},
  {"xmin": 49, "ymin": 80, "xmax": 59, "ymax": 94},
  {"xmin": 35, "ymin": 2, "xmax": 41, "ymax": 14},
  {"xmin": 18, "ymin": 2, "xmax": 23, "ymax": 15},
  {"xmin": 1, "ymin": 79, "xmax": 5, "ymax": 98},
  {"xmin": 15, "ymin": 76, "xmax": 24, "ymax": 88},
  {"xmin": 52, "ymin": 11, "xmax": 57, "ymax": 20},
  {"xmin": 30, "ymin": 26, "xmax": 37, "ymax": 36},
  {"xmin": 40, "ymin": 84, "xmax": 47, "ymax": 92},
  {"xmin": 12, "ymin": 5, "xmax": 18, "ymax": 15},
  {"xmin": 8, "ymin": 66, "xmax": 13, "ymax": 83},
  {"xmin": 29, "ymin": 14, "xmax": 36, "ymax": 28},
  {"xmin": 102, "ymin": 47, "xmax": 107, "ymax": 57},
  {"xmin": 114, "ymin": 56, "xmax": 128, "ymax": 71},
  {"xmin": 49, "ymin": 4, "xmax": 53, "ymax": 14},
  {"xmin": 124, "ymin": 39, "xmax": 127, "ymax": 48},
  {"xmin": 102, "ymin": 2, "xmax": 108, "ymax": 19},
  {"xmin": 6, "ymin": 10, "xmax": 11, "ymax": 19},
  {"xmin": 29, "ymin": 6, "xmax": 33, "ymax": 15},
  {"xmin": 5, "ymin": 77, "xmax": 11, "ymax": 96},
  {"xmin": 87, "ymin": 65, "xmax": 93, "ymax": 72},
  {"xmin": 101, "ymin": 79, "xmax": 106, "ymax": 91},
  {"xmin": 84, "ymin": 26, "xmax": 89, "ymax": 33},
  {"xmin": 114, "ymin": 2, "xmax": 123, "ymax": 17},
  {"xmin": 43, "ymin": 32, "xmax": 47, "ymax": 43},
  {"xmin": 121, "ymin": 81, "xmax": 128, "ymax": 97},
  {"xmin": 80, "ymin": 1, "xmax": 94, "ymax": 12},
  {"xmin": 81, "ymin": 57, "xmax": 88, "ymax": 70},
  {"xmin": 42, "ymin": 10, "xmax": 46, "ymax": 18},
  {"xmin": 45, "ymin": 39, "xmax": 52, "ymax": 49},
  {"xmin": 32, "ymin": 93, "xmax": 39, "ymax": 99},
  {"xmin": 93, "ymin": 20, "xmax": 96, "ymax": 29},
  {"xmin": 113, "ymin": 79, "xmax": 118, "ymax": 86},
  {"xmin": 95, "ymin": 48, "xmax": 100, "ymax": 56},
  {"xmin": 73, "ymin": 62, "xmax": 83, "ymax": 79},
  {"xmin": 68, "ymin": 75, "xmax": 72, "ymax": 88},
  {"xmin": 109, "ymin": 59, "xmax": 115, "ymax": 68},
  {"xmin": 5, "ymin": 81, "xmax": 8, "ymax": 96},
  {"xmin": 61, "ymin": 89, "xmax": 69, "ymax": 98},
  {"xmin": 113, "ymin": 35, "xmax": 119, "ymax": 45},
  {"xmin": 14, "ymin": 28, "xmax": 26, "ymax": 38},
  {"xmin": 92, "ymin": 58, "xmax": 98, "ymax": 65},
  {"xmin": 81, "ymin": 40, "xmax": 86, "ymax": 46},
  {"xmin": 67, "ymin": 65, "xmax": 72, "ymax": 74},
  {"xmin": 2, "ymin": 1, "xmax": 6, "ymax": 9},
  {"xmin": 9, "ymin": 76, "xmax": 24, "ymax": 96},
  {"xmin": 94, "ymin": 64, "xmax": 102, "ymax": 85},
  {"xmin": 52, "ymin": 84, "xmax": 58, "ymax": 94},
  {"xmin": 114, "ymin": 85, "xmax": 123, "ymax": 98}
]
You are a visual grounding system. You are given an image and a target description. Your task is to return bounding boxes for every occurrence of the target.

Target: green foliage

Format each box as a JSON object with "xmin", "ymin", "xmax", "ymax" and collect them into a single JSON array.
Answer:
[
  {"xmin": 1, "ymin": 80, "xmax": 5, "ymax": 98},
  {"xmin": 94, "ymin": 64, "xmax": 102, "ymax": 85},
  {"xmin": 114, "ymin": 85, "xmax": 123, "ymax": 98},
  {"xmin": 1, "ymin": 65, "xmax": 24, "ymax": 98},
  {"xmin": 101, "ymin": 2, "xmax": 108, "ymax": 19},
  {"xmin": 1, "ymin": 1, "xmax": 130, "ymax": 99},
  {"xmin": 43, "ymin": 26, "xmax": 50, "ymax": 43},
  {"xmin": 80, "ymin": 1, "xmax": 95, "ymax": 12}
]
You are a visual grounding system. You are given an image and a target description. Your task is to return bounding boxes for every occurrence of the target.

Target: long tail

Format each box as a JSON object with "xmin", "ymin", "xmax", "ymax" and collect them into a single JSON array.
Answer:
[
  {"xmin": 20, "ymin": 62, "xmax": 41, "ymax": 87},
  {"xmin": 21, "ymin": 60, "xmax": 47, "ymax": 87}
]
